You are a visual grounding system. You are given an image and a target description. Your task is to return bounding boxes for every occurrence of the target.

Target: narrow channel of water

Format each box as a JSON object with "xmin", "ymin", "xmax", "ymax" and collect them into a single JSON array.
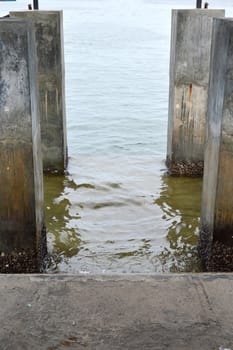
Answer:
[
  {"xmin": 44, "ymin": 155, "xmax": 202, "ymax": 273},
  {"xmin": 2, "ymin": 0, "xmax": 232, "ymax": 273}
]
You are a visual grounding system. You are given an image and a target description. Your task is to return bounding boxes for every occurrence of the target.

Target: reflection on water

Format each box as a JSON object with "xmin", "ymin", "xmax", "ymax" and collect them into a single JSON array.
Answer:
[
  {"xmin": 154, "ymin": 175, "xmax": 203, "ymax": 272},
  {"xmin": 44, "ymin": 176, "xmax": 82, "ymax": 269},
  {"xmin": 44, "ymin": 156, "xmax": 203, "ymax": 273},
  {"xmin": 38, "ymin": 0, "xmax": 208, "ymax": 274},
  {"xmin": 1, "ymin": 0, "xmax": 233, "ymax": 275}
]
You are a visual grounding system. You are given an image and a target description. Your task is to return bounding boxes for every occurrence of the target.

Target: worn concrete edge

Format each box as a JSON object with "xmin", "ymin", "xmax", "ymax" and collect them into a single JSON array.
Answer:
[{"xmin": 1, "ymin": 273, "xmax": 233, "ymax": 282}]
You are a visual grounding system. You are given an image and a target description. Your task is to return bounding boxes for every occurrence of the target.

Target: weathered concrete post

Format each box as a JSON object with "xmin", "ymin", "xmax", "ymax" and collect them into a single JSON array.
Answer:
[
  {"xmin": 33, "ymin": 0, "xmax": 39, "ymax": 10},
  {"xmin": 11, "ymin": 11, "xmax": 67, "ymax": 174},
  {"xmin": 200, "ymin": 18, "xmax": 233, "ymax": 272},
  {"xmin": 166, "ymin": 9, "xmax": 225, "ymax": 176},
  {"xmin": 196, "ymin": 0, "xmax": 202, "ymax": 9},
  {"xmin": 0, "ymin": 18, "xmax": 46, "ymax": 272}
]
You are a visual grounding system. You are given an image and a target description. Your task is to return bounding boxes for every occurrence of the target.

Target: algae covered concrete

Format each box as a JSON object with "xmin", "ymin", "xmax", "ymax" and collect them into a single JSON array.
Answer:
[
  {"xmin": 0, "ymin": 274, "xmax": 232, "ymax": 349},
  {"xmin": 10, "ymin": 11, "xmax": 67, "ymax": 174},
  {"xmin": 167, "ymin": 9, "xmax": 225, "ymax": 176},
  {"xmin": 0, "ymin": 18, "xmax": 46, "ymax": 272},
  {"xmin": 200, "ymin": 18, "xmax": 233, "ymax": 272}
]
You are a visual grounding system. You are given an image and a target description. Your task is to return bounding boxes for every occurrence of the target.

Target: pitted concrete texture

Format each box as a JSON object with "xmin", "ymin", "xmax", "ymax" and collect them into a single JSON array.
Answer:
[{"xmin": 0, "ymin": 274, "xmax": 233, "ymax": 349}]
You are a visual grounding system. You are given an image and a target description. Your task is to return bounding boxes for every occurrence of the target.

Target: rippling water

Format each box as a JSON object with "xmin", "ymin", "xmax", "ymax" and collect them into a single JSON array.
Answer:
[
  {"xmin": 44, "ymin": 155, "xmax": 202, "ymax": 273},
  {"xmin": 2, "ymin": 0, "xmax": 233, "ymax": 273}
]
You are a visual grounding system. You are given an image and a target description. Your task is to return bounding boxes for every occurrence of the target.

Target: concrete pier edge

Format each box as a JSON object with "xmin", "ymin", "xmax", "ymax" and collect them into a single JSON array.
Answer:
[
  {"xmin": 200, "ymin": 17, "xmax": 233, "ymax": 271},
  {"xmin": 0, "ymin": 273, "xmax": 232, "ymax": 349}
]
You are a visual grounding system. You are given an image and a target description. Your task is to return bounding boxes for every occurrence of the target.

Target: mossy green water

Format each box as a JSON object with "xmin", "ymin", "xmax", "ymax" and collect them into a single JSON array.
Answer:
[{"xmin": 44, "ymin": 157, "xmax": 203, "ymax": 273}]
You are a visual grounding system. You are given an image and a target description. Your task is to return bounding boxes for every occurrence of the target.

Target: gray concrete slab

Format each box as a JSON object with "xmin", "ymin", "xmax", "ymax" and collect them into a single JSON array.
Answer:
[{"xmin": 0, "ymin": 274, "xmax": 232, "ymax": 349}]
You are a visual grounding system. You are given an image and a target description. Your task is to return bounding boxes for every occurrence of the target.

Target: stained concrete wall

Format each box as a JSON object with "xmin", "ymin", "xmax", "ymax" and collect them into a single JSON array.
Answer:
[
  {"xmin": 11, "ymin": 11, "xmax": 67, "ymax": 174},
  {"xmin": 167, "ymin": 9, "xmax": 225, "ymax": 176},
  {"xmin": 200, "ymin": 18, "xmax": 233, "ymax": 272},
  {"xmin": 0, "ymin": 18, "xmax": 46, "ymax": 272}
]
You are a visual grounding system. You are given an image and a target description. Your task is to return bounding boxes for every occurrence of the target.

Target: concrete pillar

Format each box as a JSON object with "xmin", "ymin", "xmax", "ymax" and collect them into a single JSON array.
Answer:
[
  {"xmin": 166, "ymin": 9, "xmax": 225, "ymax": 176},
  {"xmin": 0, "ymin": 18, "xmax": 46, "ymax": 272},
  {"xmin": 200, "ymin": 18, "xmax": 233, "ymax": 272},
  {"xmin": 10, "ymin": 11, "xmax": 67, "ymax": 174}
]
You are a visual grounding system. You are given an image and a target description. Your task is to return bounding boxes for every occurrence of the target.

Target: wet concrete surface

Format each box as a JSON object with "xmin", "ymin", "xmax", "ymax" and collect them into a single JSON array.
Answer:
[{"xmin": 0, "ymin": 274, "xmax": 233, "ymax": 349}]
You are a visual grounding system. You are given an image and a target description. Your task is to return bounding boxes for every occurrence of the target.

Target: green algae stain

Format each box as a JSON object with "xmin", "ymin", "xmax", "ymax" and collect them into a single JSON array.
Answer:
[
  {"xmin": 114, "ymin": 250, "xmax": 139, "ymax": 258},
  {"xmin": 107, "ymin": 183, "xmax": 122, "ymax": 189},
  {"xmin": 44, "ymin": 175, "xmax": 82, "ymax": 262},
  {"xmin": 43, "ymin": 170, "xmax": 203, "ymax": 273},
  {"xmin": 53, "ymin": 230, "xmax": 81, "ymax": 258},
  {"xmin": 154, "ymin": 174, "xmax": 203, "ymax": 272}
]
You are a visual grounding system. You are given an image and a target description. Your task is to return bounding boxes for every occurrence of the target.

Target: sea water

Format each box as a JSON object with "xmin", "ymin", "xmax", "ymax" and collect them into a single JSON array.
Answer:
[{"xmin": 1, "ymin": 0, "xmax": 233, "ymax": 273}]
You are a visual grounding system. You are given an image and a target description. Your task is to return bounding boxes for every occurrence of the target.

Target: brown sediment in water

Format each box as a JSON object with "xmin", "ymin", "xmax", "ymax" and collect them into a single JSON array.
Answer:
[
  {"xmin": 166, "ymin": 158, "xmax": 203, "ymax": 177},
  {"xmin": 0, "ymin": 226, "xmax": 47, "ymax": 273},
  {"xmin": 199, "ymin": 229, "xmax": 233, "ymax": 272}
]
